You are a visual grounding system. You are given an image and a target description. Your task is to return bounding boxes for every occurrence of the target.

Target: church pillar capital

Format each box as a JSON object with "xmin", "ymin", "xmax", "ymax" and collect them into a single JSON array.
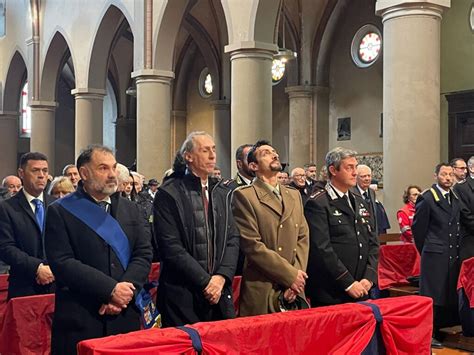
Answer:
[{"xmin": 376, "ymin": 0, "xmax": 450, "ymax": 22}]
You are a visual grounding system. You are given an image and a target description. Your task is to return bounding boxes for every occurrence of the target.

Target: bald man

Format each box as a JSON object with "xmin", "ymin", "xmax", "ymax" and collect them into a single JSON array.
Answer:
[
  {"xmin": 2, "ymin": 175, "xmax": 22, "ymax": 197},
  {"xmin": 290, "ymin": 167, "xmax": 311, "ymax": 205}
]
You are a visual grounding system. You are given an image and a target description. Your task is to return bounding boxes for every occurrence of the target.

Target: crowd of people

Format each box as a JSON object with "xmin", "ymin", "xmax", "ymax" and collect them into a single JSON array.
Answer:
[{"xmin": 0, "ymin": 131, "xmax": 473, "ymax": 352}]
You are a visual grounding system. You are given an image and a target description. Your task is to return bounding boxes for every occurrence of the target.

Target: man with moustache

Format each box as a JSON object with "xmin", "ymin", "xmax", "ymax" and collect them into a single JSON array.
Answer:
[
  {"xmin": 413, "ymin": 163, "xmax": 464, "ymax": 347},
  {"xmin": 153, "ymin": 132, "xmax": 240, "ymax": 327},
  {"xmin": 2, "ymin": 175, "xmax": 22, "ymax": 196},
  {"xmin": 450, "ymin": 158, "xmax": 467, "ymax": 184},
  {"xmin": 63, "ymin": 164, "xmax": 81, "ymax": 189},
  {"xmin": 304, "ymin": 147, "xmax": 379, "ymax": 306},
  {"xmin": 232, "ymin": 140, "xmax": 309, "ymax": 316},
  {"xmin": 234, "ymin": 144, "xmax": 254, "ymax": 186},
  {"xmin": 0, "ymin": 152, "xmax": 55, "ymax": 298},
  {"xmin": 45, "ymin": 145, "xmax": 152, "ymax": 354}
]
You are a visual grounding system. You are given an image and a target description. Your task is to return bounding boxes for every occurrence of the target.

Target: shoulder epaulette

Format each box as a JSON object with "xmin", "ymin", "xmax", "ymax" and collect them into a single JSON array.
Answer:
[
  {"xmin": 309, "ymin": 189, "xmax": 326, "ymax": 200},
  {"xmin": 235, "ymin": 184, "xmax": 252, "ymax": 192},
  {"xmin": 221, "ymin": 179, "xmax": 234, "ymax": 187},
  {"xmin": 285, "ymin": 185, "xmax": 296, "ymax": 190},
  {"xmin": 429, "ymin": 187, "xmax": 440, "ymax": 202}
]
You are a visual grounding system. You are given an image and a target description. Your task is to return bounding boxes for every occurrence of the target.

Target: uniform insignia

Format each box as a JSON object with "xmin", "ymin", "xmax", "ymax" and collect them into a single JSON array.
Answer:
[
  {"xmin": 222, "ymin": 179, "xmax": 234, "ymax": 186},
  {"xmin": 325, "ymin": 184, "xmax": 338, "ymax": 200},
  {"xmin": 333, "ymin": 210, "xmax": 342, "ymax": 216},
  {"xmin": 309, "ymin": 189, "xmax": 326, "ymax": 199}
]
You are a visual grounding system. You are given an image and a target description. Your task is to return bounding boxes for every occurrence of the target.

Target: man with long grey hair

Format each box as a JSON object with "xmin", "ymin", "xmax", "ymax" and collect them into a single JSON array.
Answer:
[
  {"xmin": 153, "ymin": 131, "xmax": 240, "ymax": 327},
  {"xmin": 304, "ymin": 147, "xmax": 379, "ymax": 306}
]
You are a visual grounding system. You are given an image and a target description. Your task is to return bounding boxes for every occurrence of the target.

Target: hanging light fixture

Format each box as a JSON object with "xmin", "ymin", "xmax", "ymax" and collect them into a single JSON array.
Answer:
[{"xmin": 274, "ymin": 1, "xmax": 297, "ymax": 63}]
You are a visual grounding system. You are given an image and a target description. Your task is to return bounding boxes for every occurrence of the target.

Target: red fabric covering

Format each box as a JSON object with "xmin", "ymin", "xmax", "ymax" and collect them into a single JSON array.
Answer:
[
  {"xmin": 457, "ymin": 257, "xmax": 474, "ymax": 308},
  {"xmin": 378, "ymin": 244, "xmax": 420, "ymax": 290},
  {"xmin": 0, "ymin": 294, "xmax": 55, "ymax": 355},
  {"xmin": 0, "ymin": 274, "xmax": 8, "ymax": 326},
  {"xmin": 78, "ymin": 296, "xmax": 432, "ymax": 355}
]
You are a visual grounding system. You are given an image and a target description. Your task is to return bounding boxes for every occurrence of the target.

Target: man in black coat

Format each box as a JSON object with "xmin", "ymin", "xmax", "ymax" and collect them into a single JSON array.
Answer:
[
  {"xmin": 413, "ymin": 163, "xmax": 463, "ymax": 347},
  {"xmin": 304, "ymin": 147, "xmax": 379, "ymax": 306},
  {"xmin": 45, "ymin": 145, "xmax": 152, "ymax": 354},
  {"xmin": 154, "ymin": 131, "xmax": 239, "ymax": 327},
  {"xmin": 0, "ymin": 152, "xmax": 55, "ymax": 298},
  {"xmin": 453, "ymin": 156, "xmax": 474, "ymax": 261}
]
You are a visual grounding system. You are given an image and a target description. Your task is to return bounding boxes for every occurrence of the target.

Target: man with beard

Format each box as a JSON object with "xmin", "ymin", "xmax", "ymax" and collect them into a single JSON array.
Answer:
[
  {"xmin": 0, "ymin": 152, "xmax": 55, "ymax": 298},
  {"xmin": 413, "ymin": 163, "xmax": 464, "ymax": 348},
  {"xmin": 2, "ymin": 175, "xmax": 22, "ymax": 196},
  {"xmin": 450, "ymin": 158, "xmax": 467, "ymax": 184},
  {"xmin": 232, "ymin": 140, "xmax": 309, "ymax": 316},
  {"xmin": 304, "ymin": 147, "xmax": 379, "ymax": 306},
  {"xmin": 45, "ymin": 145, "xmax": 152, "ymax": 354},
  {"xmin": 234, "ymin": 144, "xmax": 254, "ymax": 186},
  {"xmin": 153, "ymin": 132, "xmax": 240, "ymax": 327}
]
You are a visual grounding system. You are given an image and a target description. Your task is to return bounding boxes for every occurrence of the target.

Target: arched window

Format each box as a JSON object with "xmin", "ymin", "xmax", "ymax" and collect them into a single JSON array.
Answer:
[
  {"xmin": 199, "ymin": 68, "xmax": 213, "ymax": 98},
  {"xmin": 0, "ymin": 0, "xmax": 5, "ymax": 37},
  {"xmin": 20, "ymin": 82, "xmax": 31, "ymax": 137}
]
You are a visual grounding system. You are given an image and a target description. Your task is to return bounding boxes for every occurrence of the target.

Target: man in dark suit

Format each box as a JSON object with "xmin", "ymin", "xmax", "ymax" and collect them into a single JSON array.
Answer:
[
  {"xmin": 234, "ymin": 144, "xmax": 254, "ymax": 186},
  {"xmin": 0, "ymin": 152, "xmax": 55, "ymax": 298},
  {"xmin": 304, "ymin": 147, "xmax": 379, "ymax": 306},
  {"xmin": 413, "ymin": 163, "xmax": 463, "ymax": 348},
  {"xmin": 454, "ymin": 156, "xmax": 474, "ymax": 261},
  {"xmin": 45, "ymin": 145, "xmax": 152, "ymax": 354}
]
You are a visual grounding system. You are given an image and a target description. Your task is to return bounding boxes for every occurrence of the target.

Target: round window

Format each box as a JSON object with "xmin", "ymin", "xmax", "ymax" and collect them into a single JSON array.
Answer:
[
  {"xmin": 351, "ymin": 25, "xmax": 382, "ymax": 68},
  {"xmin": 272, "ymin": 59, "xmax": 286, "ymax": 84},
  {"xmin": 199, "ymin": 68, "xmax": 213, "ymax": 98}
]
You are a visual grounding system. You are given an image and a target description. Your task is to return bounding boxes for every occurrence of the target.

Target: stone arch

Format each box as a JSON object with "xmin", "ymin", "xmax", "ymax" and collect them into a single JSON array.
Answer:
[
  {"xmin": 153, "ymin": 0, "xmax": 192, "ymax": 71},
  {"xmin": 173, "ymin": 37, "xmax": 196, "ymax": 112},
  {"xmin": 3, "ymin": 50, "xmax": 27, "ymax": 112},
  {"xmin": 87, "ymin": 4, "xmax": 132, "ymax": 90},
  {"xmin": 40, "ymin": 30, "xmax": 75, "ymax": 101}
]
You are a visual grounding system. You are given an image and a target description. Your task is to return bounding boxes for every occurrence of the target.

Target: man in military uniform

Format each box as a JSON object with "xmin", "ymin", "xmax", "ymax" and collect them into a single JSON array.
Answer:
[
  {"xmin": 413, "ymin": 163, "xmax": 463, "ymax": 348},
  {"xmin": 304, "ymin": 147, "xmax": 379, "ymax": 306},
  {"xmin": 232, "ymin": 140, "xmax": 309, "ymax": 316},
  {"xmin": 234, "ymin": 144, "xmax": 254, "ymax": 186}
]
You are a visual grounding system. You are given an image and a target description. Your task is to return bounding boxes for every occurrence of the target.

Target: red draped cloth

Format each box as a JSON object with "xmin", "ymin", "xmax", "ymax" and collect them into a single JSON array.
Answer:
[
  {"xmin": 378, "ymin": 244, "xmax": 420, "ymax": 290},
  {"xmin": 0, "ymin": 294, "xmax": 55, "ymax": 355},
  {"xmin": 78, "ymin": 296, "xmax": 433, "ymax": 355},
  {"xmin": 457, "ymin": 257, "xmax": 474, "ymax": 308},
  {"xmin": 0, "ymin": 274, "xmax": 8, "ymax": 326}
]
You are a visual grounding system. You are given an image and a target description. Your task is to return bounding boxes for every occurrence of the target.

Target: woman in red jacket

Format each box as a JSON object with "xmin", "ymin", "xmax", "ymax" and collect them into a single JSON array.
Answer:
[{"xmin": 397, "ymin": 185, "xmax": 421, "ymax": 243}]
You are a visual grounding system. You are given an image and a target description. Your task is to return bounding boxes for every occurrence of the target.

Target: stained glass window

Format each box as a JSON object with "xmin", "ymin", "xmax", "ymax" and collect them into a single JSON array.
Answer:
[
  {"xmin": 20, "ymin": 82, "xmax": 31, "ymax": 137},
  {"xmin": 358, "ymin": 32, "xmax": 381, "ymax": 63},
  {"xmin": 272, "ymin": 59, "xmax": 285, "ymax": 83},
  {"xmin": 204, "ymin": 73, "xmax": 213, "ymax": 95}
]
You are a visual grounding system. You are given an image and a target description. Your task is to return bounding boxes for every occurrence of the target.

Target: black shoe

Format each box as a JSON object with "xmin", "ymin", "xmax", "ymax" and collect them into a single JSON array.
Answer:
[{"xmin": 431, "ymin": 338, "xmax": 443, "ymax": 349}]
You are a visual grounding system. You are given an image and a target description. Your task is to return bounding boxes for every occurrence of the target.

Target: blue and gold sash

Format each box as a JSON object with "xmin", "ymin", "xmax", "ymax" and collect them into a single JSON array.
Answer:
[{"xmin": 56, "ymin": 193, "xmax": 131, "ymax": 270}]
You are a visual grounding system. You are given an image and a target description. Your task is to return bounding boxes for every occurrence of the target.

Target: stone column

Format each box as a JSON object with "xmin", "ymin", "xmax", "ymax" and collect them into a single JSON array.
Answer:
[
  {"xmin": 286, "ymin": 86, "xmax": 315, "ymax": 169},
  {"xmin": 171, "ymin": 110, "xmax": 187, "ymax": 158},
  {"xmin": 211, "ymin": 100, "xmax": 231, "ymax": 179},
  {"xmin": 0, "ymin": 111, "xmax": 19, "ymax": 176},
  {"xmin": 71, "ymin": 88, "xmax": 106, "ymax": 157},
  {"xmin": 376, "ymin": 0, "xmax": 450, "ymax": 229},
  {"xmin": 313, "ymin": 86, "xmax": 330, "ymax": 169},
  {"xmin": 225, "ymin": 43, "xmax": 277, "ymax": 176},
  {"xmin": 132, "ymin": 69, "xmax": 174, "ymax": 181},
  {"xmin": 29, "ymin": 101, "xmax": 57, "ymax": 173}
]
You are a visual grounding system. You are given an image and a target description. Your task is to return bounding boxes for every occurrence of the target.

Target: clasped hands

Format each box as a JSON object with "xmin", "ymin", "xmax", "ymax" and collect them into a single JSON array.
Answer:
[
  {"xmin": 36, "ymin": 263, "xmax": 55, "ymax": 285},
  {"xmin": 346, "ymin": 279, "xmax": 372, "ymax": 299},
  {"xmin": 99, "ymin": 281, "xmax": 135, "ymax": 316},
  {"xmin": 284, "ymin": 269, "xmax": 308, "ymax": 303},
  {"xmin": 203, "ymin": 275, "xmax": 225, "ymax": 305}
]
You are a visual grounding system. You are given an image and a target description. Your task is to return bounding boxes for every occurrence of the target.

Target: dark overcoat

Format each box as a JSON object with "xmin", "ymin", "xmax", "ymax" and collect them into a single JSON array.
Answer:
[
  {"xmin": 45, "ymin": 186, "xmax": 152, "ymax": 355},
  {"xmin": 412, "ymin": 185, "xmax": 461, "ymax": 307},
  {"xmin": 0, "ymin": 189, "xmax": 55, "ymax": 298},
  {"xmin": 454, "ymin": 176, "xmax": 474, "ymax": 261},
  {"xmin": 304, "ymin": 184, "xmax": 379, "ymax": 305}
]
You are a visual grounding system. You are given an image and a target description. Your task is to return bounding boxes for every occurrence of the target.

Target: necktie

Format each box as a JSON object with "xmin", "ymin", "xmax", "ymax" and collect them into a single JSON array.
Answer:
[
  {"xmin": 363, "ymin": 191, "xmax": 371, "ymax": 205},
  {"xmin": 273, "ymin": 189, "xmax": 282, "ymax": 201},
  {"xmin": 98, "ymin": 201, "xmax": 110, "ymax": 213},
  {"xmin": 202, "ymin": 186, "xmax": 208, "ymax": 218},
  {"xmin": 445, "ymin": 193, "xmax": 451, "ymax": 205},
  {"xmin": 32, "ymin": 199, "xmax": 44, "ymax": 232},
  {"xmin": 345, "ymin": 194, "xmax": 354, "ymax": 211}
]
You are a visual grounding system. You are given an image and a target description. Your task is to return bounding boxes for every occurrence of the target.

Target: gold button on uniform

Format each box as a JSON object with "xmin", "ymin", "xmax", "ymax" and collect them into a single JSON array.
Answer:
[
  {"xmin": 279, "ymin": 224, "xmax": 283, "ymax": 229},
  {"xmin": 278, "ymin": 247, "xmax": 282, "ymax": 251}
]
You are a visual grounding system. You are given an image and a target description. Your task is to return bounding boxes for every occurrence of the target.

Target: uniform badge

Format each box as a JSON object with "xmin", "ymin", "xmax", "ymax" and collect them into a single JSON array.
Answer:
[{"xmin": 333, "ymin": 210, "xmax": 342, "ymax": 216}]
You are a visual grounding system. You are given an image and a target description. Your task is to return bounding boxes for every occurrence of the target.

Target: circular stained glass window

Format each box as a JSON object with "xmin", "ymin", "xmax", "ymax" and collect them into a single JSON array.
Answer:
[
  {"xmin": 272, "ymin": 59, "xmax": 286, "ymax": 84},
  {"xmin": 358, "ymin": 32, "xmax": 381, "ymax": 63},
  {"xmin": 199, "ymin": 68, "xmax": 213, "ymax": 98},
  {"xmin": 351, "ymin": 25, "xmax": 382, "ymax": 68}
]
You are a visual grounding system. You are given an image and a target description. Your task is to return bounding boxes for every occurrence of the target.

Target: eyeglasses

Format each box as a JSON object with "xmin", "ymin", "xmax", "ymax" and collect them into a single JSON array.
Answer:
[{"xmin": 454, "ymin": 166, "xmax": 467, "ymax": 170}]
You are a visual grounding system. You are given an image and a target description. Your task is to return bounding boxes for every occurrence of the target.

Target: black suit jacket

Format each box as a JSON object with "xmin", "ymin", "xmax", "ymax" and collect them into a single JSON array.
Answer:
[
  {"xmin": 454, "ymin": 176, "xmax": 474, "ymax": 261},
  {"xmin": 0, "ymin": 189, "xmax": 55, "ymax": 298},
  {"xmin": 45, "ymin": 186, "xmax": 152, "ymax": 355},
  {"xmin": 351, "ymin": 186, "xmax": 377, "ymax": 233},
  {"xmin": 412, "ymin": 185, "xmax": 461, "ymax": 306},
  {"xmin": 304, "ymin": 185, "xmax": 379, "ymax": 305}
]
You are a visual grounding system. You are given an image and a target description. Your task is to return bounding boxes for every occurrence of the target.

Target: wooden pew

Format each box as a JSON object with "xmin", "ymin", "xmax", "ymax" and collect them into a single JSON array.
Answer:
[{"xmin": 378, "ymin": 233, "xmax": 402, "ymax": 245}]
